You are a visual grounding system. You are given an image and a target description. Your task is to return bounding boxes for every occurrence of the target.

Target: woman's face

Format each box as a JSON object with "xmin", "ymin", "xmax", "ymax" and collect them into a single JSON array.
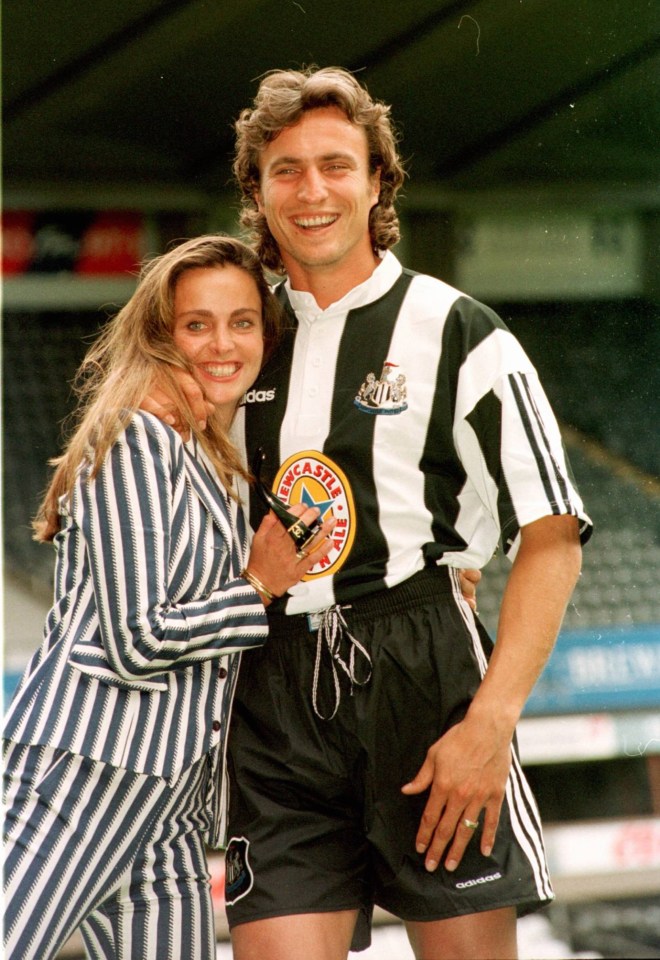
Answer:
[{"xmin": 172, "ymin": 264, "xmax": 264, "ymax": 426}]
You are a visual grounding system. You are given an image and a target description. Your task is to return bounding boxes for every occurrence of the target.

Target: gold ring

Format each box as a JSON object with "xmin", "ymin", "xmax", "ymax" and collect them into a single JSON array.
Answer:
[
  {"xmin": 296, "ymin": 549, "xmax": 309, "ymax": 560},
  {"xmin": 462, "ymin": 818, "xmax": 479, "ymax": 830}
]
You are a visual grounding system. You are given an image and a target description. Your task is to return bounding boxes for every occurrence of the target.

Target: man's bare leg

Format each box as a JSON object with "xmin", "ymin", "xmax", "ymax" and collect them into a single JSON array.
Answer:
[
  {"xmin": 231, "ymin": 909, "xmax": 359, "ymax": 960},
  {"xmin": 406, "ymin": 905, "xmax": 518, "ymax": 960}
]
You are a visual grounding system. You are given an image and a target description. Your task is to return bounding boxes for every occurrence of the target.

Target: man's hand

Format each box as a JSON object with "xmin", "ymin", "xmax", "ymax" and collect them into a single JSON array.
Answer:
[
  {"xmin": 400, "ymin": 710, "xmax": 511, "ymax": 873},
  {"xmin": 140, "ymin": 369, "xmax": 214, "ymax": 438},
  {"xmin": 402, "ymin": 515, "xmax": 581, "ymax": 874},
  {"xmin": 458, "ymin": 568, "xmax": 481, "ymax": 612}
]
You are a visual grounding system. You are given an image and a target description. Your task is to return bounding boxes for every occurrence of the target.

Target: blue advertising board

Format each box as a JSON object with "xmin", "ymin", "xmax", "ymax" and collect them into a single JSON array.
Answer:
[
  {"xmin": 525, "ymin": 623, "xmax": 660, "ymax": 716},
  {"xmin": 5, "ymin": 625, "xmax": 660, "ymax": 719}
]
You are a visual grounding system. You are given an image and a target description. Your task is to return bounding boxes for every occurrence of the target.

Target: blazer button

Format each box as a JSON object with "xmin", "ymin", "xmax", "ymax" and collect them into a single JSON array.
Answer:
[
  {"xmin": 218, "ymin": 666, "xmax": 228, "ymax": 679},
  {"xmin": 212, "ymin": 720, "xmax": 221, "ymax": 732}
]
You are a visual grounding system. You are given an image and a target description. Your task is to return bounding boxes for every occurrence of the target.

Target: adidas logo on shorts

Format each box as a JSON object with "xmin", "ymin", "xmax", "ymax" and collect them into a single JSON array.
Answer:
[{"xmin": 455, "ymin": 871, "xmax": 502, "ymax": 890}]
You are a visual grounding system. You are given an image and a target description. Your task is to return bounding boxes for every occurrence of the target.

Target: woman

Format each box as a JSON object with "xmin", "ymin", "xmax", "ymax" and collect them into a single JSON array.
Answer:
[{"xmin": 2, "ymin": 235, "xmax": 333, "ymax": 960}]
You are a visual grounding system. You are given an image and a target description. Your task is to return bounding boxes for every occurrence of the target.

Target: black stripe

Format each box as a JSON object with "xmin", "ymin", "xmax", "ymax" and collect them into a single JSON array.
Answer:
[
  {"xmin": 244, "ymin": 288, "xmax": 298, "ymax": 527},
  {"xmin": 509, "ymin": 373, "xmax": 562, "ymax": 513},
  {"xmin": 519, "ymin": 374, "xmax": 574, "ymax": 513},
  {"xmin": 466, "ymin": 389, "xmax": 518, "ymax": 551}
]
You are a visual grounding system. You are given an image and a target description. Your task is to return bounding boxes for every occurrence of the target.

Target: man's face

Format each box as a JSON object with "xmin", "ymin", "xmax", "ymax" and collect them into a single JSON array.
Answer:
[{"xmin": 255, "ymin": 106, "xmax": 381, "ymax": 291}]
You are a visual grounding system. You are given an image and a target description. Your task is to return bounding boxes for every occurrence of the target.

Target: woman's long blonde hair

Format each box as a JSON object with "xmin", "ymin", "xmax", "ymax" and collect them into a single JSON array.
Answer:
[{"xmin": 33, "ymin": 234, "xmax": 282, "ymax": 542}]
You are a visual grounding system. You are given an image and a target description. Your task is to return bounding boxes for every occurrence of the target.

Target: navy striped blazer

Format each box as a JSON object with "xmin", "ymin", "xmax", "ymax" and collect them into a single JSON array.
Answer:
[{"xmin": 3, "ymin": 412, "xmax": 268, "ymax": 782}]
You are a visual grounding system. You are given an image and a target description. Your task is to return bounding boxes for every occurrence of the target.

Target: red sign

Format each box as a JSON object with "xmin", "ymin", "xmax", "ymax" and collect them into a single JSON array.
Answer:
[
  {"xmin": 1, "ymin": 211, "xmax": 35, "ymax": 274},
  {"xmin": 1, "ymin": 210, "xmax": 145, "ymax": 276},
  {"xmin": 613, "ymin": 821, "xmax": 660, "ymax": 868}
]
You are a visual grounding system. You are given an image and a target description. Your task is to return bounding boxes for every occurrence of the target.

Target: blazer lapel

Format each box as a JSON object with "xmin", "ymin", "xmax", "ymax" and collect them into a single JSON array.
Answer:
[
  {"xmin": 183, "ymin": 441, "xmax": 234, "ymax": 544},
  {"xmin": 183, "ymin": 437, "xmax": 252, "ymax": 575}
]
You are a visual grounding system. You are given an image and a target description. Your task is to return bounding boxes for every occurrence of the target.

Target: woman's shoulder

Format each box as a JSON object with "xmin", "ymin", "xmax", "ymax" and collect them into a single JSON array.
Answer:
[
  {"xmin": 127, "ymin": 409, "xmax": 181, "ymax": 440},
  {"xmin": 119, "ymin": 410, "xmax": 186, "ymax": 463}
]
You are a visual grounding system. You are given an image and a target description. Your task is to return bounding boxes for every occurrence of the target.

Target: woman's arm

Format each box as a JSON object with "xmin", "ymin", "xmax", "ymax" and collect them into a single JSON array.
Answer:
[{"xmin": 75, "ymin": 414, "xmax": 323, "ymax": 680}]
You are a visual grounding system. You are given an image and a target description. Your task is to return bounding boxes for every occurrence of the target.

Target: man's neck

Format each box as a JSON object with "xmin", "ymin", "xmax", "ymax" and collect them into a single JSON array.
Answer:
[{"xmin": 283, "ymin": 252, "xmax": 381, "ymax": 310}]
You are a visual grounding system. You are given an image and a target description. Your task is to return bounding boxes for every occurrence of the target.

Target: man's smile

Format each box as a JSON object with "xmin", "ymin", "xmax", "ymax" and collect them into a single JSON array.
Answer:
[{"xmin": 292, "ymin": 214, "xmax": 339, "ymax": 229}]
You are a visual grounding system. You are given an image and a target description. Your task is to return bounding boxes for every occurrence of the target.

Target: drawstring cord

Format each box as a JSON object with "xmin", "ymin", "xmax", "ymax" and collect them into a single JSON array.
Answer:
[{"xmin": 312, "ymin": 606, "xmax": 372, "ymax": 720}]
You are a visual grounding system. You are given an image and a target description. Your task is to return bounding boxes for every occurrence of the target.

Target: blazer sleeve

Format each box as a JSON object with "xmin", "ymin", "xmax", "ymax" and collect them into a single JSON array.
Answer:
[{"xmin": 73, "ymin": 413, "xmax": 267, "ymax": 681}]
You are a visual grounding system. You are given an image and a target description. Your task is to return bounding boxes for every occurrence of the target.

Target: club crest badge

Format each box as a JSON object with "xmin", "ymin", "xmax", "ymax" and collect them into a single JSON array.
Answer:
[
  {"xmin": 224, "ymin": 836, "xmax": 254, "ymax": 905},
  {"xmin": 354, "ymin": 361, "xmax": 408, "ymax": 415}
]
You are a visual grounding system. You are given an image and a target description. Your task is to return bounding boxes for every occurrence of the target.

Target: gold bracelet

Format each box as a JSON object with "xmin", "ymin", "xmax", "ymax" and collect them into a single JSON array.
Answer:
[{"xmin": 241, "ymin": 568, "xmax": 276, "ymax": 602}]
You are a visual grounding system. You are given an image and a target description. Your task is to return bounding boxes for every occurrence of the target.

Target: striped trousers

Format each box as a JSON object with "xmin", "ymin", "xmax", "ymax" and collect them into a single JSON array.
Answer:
[{"xmin": 3, "ymin": 740, "xmax": 218, "ymax": 960}]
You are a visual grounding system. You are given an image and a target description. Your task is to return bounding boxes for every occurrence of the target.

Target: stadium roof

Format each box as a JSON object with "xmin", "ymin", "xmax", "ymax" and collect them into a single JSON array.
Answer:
[{"xmin": 4, "ymin": 0, "xmax": 659, "ymax": 207}]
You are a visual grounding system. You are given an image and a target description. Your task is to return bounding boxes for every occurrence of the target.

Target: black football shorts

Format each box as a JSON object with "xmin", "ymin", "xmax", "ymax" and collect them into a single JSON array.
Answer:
[{"xmin": 224, "ymin": 566, "xmax": 553, "ymax": 951}]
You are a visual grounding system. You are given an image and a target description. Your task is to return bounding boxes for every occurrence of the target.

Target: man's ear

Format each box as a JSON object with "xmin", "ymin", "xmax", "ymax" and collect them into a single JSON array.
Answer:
[
  {"xmin": 370, "ymin": 167, "xmax": 382, "ymax": 207},
  {"xmin": 254, "ymin": 189, "xmax": 263, "ymax": 213}
]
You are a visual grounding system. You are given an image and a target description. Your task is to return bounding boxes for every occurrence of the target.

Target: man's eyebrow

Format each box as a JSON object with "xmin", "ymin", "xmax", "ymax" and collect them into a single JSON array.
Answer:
[{"xmin": 265, "ymin": 151, "xmax": 357, "ymax": 167}]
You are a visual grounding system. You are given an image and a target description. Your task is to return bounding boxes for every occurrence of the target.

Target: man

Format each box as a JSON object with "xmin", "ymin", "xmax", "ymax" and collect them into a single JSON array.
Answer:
[{"xmin": 148, "ymin": 67, "xmax": 590, "ymax": 960}]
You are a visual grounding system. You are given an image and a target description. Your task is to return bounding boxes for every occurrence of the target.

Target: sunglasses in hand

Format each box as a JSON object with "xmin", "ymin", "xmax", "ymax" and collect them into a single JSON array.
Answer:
[{"xmin": 251, "ymin": 448, "xmax": 325, "ymax": 558}]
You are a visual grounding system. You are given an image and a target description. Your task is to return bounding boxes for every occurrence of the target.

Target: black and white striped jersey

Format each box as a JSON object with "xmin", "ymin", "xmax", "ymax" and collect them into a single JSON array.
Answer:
[{"xmin": 242, "ymin": 252, "xmax": 592, "ymax": 614}]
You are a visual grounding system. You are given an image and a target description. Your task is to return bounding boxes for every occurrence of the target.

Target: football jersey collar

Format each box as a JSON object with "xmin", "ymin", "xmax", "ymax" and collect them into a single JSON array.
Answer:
[{"xmin": 284, "ymin": 250, "xmax": 403, "ymax": 321}]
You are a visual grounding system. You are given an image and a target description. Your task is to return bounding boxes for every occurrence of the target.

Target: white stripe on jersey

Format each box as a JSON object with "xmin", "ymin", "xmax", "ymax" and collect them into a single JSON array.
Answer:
[
  {"xmin": 279, "ymin": 308, "xmax": 348, "ymax": 455},
  {"xmin": 372, "ymin": 275, "xmax": 462, "ymax": 587}
]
